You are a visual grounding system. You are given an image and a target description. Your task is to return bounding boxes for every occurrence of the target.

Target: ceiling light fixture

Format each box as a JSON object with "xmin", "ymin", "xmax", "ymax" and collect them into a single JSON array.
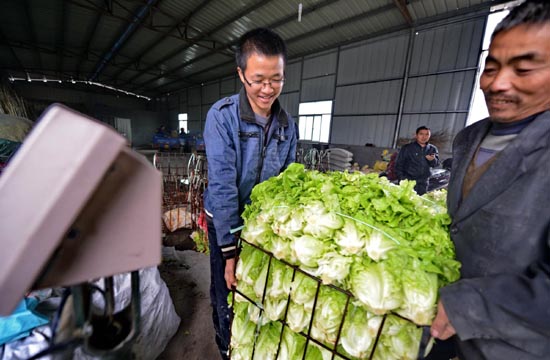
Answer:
[{"xmin": 9, "ymin": 77, "xmax": 150, "ymax": 101}]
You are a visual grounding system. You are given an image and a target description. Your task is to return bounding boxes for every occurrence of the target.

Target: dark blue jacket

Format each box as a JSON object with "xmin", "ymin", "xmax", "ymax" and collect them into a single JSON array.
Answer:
[
  {"xmin": 395, "ymin": 141, "xmax": 439, "ymax": 188},
  {"xmin": 203, "ymin": 88, "xmax": 297, "ymax": 248}
]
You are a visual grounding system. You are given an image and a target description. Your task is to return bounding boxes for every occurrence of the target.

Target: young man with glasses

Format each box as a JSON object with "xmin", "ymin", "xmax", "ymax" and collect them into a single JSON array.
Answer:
[{"xmin": 203, "ymin": 28, "xmax": 298, "ymax": 360}]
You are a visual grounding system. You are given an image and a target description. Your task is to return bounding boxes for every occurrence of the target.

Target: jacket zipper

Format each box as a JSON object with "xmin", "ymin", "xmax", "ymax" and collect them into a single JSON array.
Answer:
[
  {"xmin": 239, "ymin": 131, "xmax": 258, "ymax": 138},
  {"xmin": 255, "ymin": 128, "xmax": 266, "ymax": 185}
]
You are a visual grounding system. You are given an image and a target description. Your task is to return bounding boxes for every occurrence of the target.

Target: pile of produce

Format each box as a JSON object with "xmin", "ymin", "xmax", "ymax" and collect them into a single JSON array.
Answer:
[{"xmin": 231, "ymin": 163, "xmax": 460, "ymax": 359}]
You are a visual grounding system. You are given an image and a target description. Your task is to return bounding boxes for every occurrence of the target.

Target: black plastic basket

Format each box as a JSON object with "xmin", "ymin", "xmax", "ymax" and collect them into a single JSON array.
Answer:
[{"xmin": 229, "ymin": 239, "xmax": 425, "ymax": 360}]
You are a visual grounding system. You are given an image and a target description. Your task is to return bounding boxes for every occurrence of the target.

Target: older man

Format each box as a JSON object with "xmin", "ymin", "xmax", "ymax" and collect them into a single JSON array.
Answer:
[{"xmin": 430, "ymin": 1, "xmax": 550, "ymax": 359}]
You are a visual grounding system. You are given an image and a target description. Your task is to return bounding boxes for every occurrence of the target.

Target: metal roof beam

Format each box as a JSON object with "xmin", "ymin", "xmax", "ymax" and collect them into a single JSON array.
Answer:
[
  {"xmin": 104, "ymin": 0, "xmax": 113, "ymax": 13},
  {"xmin": 146, "ymin": 0, "xmax": 470, "ymax": 90},
  {"xmin": 76, "ymin": 0, "xmax": 104, "ymax": 79},
  {"xmin": 131, "ymin": 0, "xmax": 393, "ymax": 89},
  {"xmin": 394, "ymin": 0, "xmax": 413, "ymax": 26},
  {"xmin": 89, "ymin": 0, "xmax": 161, "ymax": 81},
  {"xmin": 5, "ymin": 40, "xmax": 78, "ymax": 57},
  {"xmin": 149, "ymin": 59, "xmax": 234, "ymax": 94},
  {"xmin": 143, "ymin": 0, "xmax": 394, "ymax": 89},
  {"xmin": 286, "ymin": 3, "xmax": 395, "ymax": 45},
  {"xmin": 130, "ymin": 0, "xmax": 359, "ymax": 92},
  {"xmin": 149, "ymin": 4, "xmax": 396, "ymax": 93},
  {"xmin": 147, "ymin": 0, "xmax": 497, "ymax": 95},
  {"xmin": 0, "ymin": 30, "xmax": 26, "ymax": 73},
  {"xmin": 268, "ymin": 0, "xmax": 341, "ymax": 29},
  {"xmin": 2, "ymin": 39, "xmax": 163, "ymax": 81},
  {"xmin": 69, "ymin": 0, "xmax": 213, "ymax": 45},
  {"xmin": 57, "ymin": 0, "xmax": 67, "ymax": 75},
  {"xmin": 24, "ymin": 0, "xmax": 43, "ymax": 72},
  {"xmin": 68, "ymin": 0, "xmax": 223, "ymax": 82},
  {"xmin": 109, "ymin": 0, "xmax": 215, "ymax": 82},
  {"xmin": 119, "ymin": 0, "xmax": 267, "ymax": 87}
]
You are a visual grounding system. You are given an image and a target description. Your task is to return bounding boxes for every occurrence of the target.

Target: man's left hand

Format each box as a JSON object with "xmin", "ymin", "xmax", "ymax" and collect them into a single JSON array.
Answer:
[
  {"xmin": 430, "ymin": 300, "xmax": 456, "ymax": 340},
  {"xmin": 426, "ymin": 154, "xmax": 436, "ymax": 161}
]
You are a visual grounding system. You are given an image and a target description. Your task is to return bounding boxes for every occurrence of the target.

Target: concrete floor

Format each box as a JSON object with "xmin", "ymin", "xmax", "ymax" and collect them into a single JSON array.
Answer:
[{"xmin": 156, "ymin": 247, "xmax": 220, "ymax": 360}]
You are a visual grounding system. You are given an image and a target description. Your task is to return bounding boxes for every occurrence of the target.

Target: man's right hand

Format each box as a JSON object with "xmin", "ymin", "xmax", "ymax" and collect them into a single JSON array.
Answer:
[
  {"xmin": 431, "ymin": 300, "xmax": 456, "ymax": 340},
  {"xmin": 224, "ymin": 258, "xmax": 237, "ymax": 289}
]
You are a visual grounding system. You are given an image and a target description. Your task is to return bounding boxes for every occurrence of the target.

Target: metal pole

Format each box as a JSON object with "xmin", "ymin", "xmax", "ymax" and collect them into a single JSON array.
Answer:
[{"xmin": 392, "ymin": 27, "xmax": 415, "ymax": 148}]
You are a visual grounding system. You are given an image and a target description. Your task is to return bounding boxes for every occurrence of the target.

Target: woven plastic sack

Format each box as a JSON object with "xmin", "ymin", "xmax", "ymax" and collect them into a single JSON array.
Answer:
[{"xmin": 0, "ymin": 114, "xmax": 33, "ymax": 142}]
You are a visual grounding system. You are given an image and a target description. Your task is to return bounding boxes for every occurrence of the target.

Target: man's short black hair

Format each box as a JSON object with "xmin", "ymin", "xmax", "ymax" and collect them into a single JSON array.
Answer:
[
  {"xmin": 493, "ymin": 0, "xmax": 550, "ymax": 38},
  {"xmin": 235, "ymin": 28, "xmax": 287, "ymax": 72},
  {"xmin": 416, "ymin": 126, "xmax": 430, "ymax": 134}
]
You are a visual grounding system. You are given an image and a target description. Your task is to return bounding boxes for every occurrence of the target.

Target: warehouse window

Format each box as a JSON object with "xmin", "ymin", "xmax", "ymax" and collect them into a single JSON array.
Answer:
[
  {"xmin": 178, "ymin": 113, "xmax": 188, "ymax": 133},
  {"xmin": 298, "ymin": 101, "xmax": 332, "ymax": 143},
  {"xmin": 467, "ymin": 4, "xmax": 515, "ymax": 126}
]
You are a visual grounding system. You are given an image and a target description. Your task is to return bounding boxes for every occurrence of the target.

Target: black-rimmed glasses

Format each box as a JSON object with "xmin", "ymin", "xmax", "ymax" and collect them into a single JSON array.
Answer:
[{"xmin": 242, "ymin": 73, "xmax": 285, "ymax": 89}]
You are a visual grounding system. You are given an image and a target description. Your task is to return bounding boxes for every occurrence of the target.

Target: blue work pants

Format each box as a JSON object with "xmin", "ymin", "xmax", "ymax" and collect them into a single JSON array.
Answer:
[{"xmin": 207, "ymin": 216, "xmax": 231, "ymax": 360}]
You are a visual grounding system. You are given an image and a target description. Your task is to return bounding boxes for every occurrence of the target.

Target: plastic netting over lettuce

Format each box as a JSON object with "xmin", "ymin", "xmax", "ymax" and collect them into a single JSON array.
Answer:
[{"xmin": 230, "ymin": 163, "xmax": 460, "ymax": 359}]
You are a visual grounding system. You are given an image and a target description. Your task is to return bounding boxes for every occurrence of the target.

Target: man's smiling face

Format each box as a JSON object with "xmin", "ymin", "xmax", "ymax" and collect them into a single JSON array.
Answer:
[
  {"xmin": 238, "ymin": 52, "xmax": 285, "ymax": 118},
  {"xmin": 480, "ymin": 23, "xmax": 550, "ymax": 123}
]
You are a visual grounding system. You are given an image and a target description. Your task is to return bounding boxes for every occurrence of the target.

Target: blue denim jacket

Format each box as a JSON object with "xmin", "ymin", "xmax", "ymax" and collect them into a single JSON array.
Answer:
[{"xmin": 203, "ymin": 87, "xmax": 298, "ymax": 248}]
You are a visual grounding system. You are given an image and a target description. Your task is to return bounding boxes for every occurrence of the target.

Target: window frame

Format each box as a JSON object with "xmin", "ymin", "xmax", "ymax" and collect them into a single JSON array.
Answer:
[
  {"xmin": 178, "ymin": 113, "xmax": 188, "ymax": 133},
  {"xmin": 298, "ymin": 100, "xmax": 333, "ymax": 143}
]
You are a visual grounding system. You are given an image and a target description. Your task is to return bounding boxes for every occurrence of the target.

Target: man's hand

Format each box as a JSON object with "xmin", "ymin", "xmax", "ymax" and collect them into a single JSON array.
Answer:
[
  {"xmin": 431, "ymin": 300, "xmax": 456, "ymax": 340},
  {"xmin": 224, "ymin": 258, "xmax": 237, "ymax": 289},
  {"xmin": 426, "ymin": 154, "xmax": 436, "ymax": 161}
]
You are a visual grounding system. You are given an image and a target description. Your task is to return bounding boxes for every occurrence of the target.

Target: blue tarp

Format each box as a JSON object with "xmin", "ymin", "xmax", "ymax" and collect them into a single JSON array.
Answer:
[
  {"xmin": 0, "ymin": 298, "xmax": 49, "ymax": 346},
  {"xmin": 152, "ymin": 134, "xmax": 181, "ymax": 149}
]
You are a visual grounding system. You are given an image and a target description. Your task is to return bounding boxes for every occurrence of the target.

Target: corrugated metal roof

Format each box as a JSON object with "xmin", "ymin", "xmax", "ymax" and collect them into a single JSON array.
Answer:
[{"xmin": 0, "ymin": 0, "xmax": 508, "ymax": 98}]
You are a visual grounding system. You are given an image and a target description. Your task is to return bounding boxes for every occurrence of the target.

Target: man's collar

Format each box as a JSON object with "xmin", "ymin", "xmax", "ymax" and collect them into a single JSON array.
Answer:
[
  {"xmin": 238, "ymin": 87, "xmax": 289, "ymax": 126},
  {"xmin": 491, "ymin": 112, "xmax": 541, "ymax": 126},
  {"xmin": 490, "ymin": 112, "xmax": 541, "ymax": 134}
]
